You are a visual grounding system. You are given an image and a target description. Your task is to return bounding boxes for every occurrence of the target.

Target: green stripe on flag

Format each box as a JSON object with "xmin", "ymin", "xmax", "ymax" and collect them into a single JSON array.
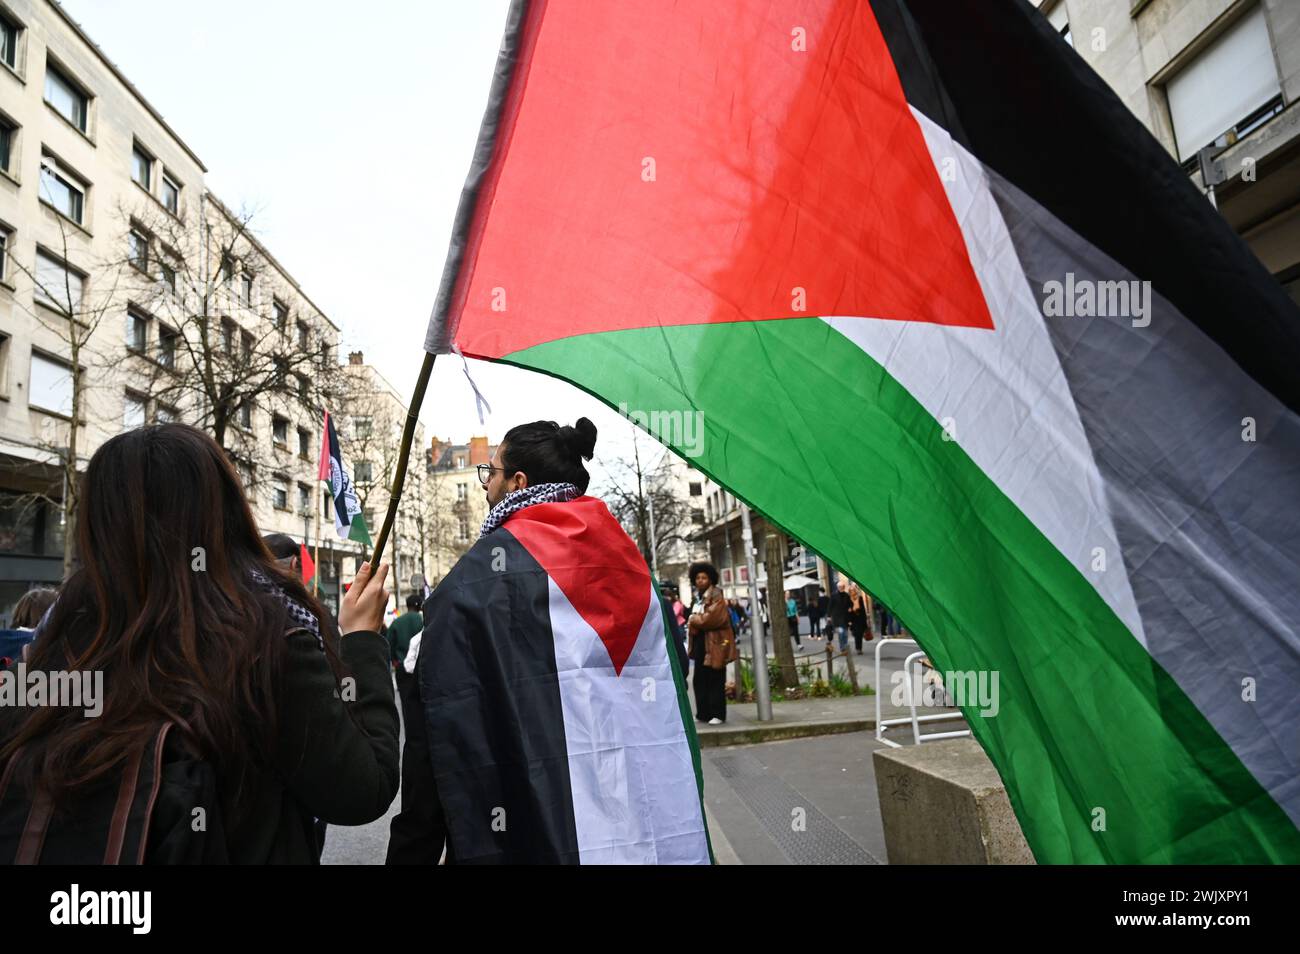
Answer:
[
  {"xmin": 349, "ymin": 509, "xmax": 372, "ymax": 546},
  {"xmin": 505, "ymin": 317, "xmax": 1300, "ymax": 864}
]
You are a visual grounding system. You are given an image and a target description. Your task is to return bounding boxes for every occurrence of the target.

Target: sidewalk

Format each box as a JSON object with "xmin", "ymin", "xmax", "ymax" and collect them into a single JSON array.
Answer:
[{"xmin": 694, "ymin": 693, "xmax": 965, "ymax": 747}]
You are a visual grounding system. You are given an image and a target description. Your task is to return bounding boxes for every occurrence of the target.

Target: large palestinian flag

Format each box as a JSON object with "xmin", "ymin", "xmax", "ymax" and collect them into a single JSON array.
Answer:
[
  {"xmin": 425, "ymin": 0, "xmax": 1300, "ymax": 863},
  {"xmin": 417, "ymin": 495, "xmax": 711, "ymax": 864}
]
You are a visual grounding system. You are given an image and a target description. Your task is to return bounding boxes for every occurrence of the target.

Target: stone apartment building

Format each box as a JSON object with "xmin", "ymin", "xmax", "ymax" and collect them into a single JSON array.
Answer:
[
  {"xmin": 1038, "ymin": 0, "xmax": 1300, "ymax": 299},
  {"xmin": 424, "ymin": 434, "xmax": 494, "ymax": 585},
  {"xmin": 0, "ymin": 0, "xmax": 350, "ymax": 621}
]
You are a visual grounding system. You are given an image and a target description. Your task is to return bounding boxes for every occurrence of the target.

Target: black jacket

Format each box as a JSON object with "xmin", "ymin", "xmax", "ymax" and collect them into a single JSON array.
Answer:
[{"xmin": 0, "ymin": 629, "xmax": 400, "ymax": 865}]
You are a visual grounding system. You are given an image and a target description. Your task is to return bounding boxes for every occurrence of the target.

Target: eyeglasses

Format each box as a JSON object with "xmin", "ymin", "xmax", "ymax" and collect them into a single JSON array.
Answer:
[{"xmin": 476, "ymin": 463, "xmax": 507, "ymax": 486}]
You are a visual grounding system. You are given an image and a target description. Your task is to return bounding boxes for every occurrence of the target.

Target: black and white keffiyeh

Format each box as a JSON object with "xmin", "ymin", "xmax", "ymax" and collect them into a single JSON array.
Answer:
[
  {"xmin": 479, "ymin": 482, "xmax": 579, "ymax": 537},
  {"xmin": 250, "ymin": 567, "xmax": 323, "ymax": 648}
]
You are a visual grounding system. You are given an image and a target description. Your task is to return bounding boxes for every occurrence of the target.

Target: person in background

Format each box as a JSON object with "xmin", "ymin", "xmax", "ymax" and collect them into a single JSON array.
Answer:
[
  {"xmin": 659, "ymin": 582, "xmax": 690, "ymax": 679},
  {"xmin": 388, "ymin": 593, "xmax": 425, "ymax": 732},
  {"xmin": 0, "ymin": 587, "xmax": 58, "ymax": 667},
  {"xmin": 847, "ymin": 581, "xmax": 872, "ymax": 654},
  {"xmin": 688, "ymin": 562, "xmax": 732, "ymax": 725},
  {"xmin": 0, "ymin": 424, "xmax": 398, "ymax": 864},
  {"xmin": 785, "ymin": 590, "xmax": 800, "ymax": 648},
  {"xmin": 808, "ymin": 586, "xmax": 826, "ymax": 639},
  {"xmin": 262, "ymin": 533, "xmax": 303, "ymax": 579},
  {"xmin": 828, "ymin": 578, "xmax": 852, "ymax": 652},
  {"xmin": 670, "ymin": 586, "xmax": 687, "ymax": 632}
]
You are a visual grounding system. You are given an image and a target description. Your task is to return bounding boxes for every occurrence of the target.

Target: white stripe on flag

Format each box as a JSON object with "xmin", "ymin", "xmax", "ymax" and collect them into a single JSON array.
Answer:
[{"xmin": 548, "ymin": 578, "xmax": 709, "ymax": 864}]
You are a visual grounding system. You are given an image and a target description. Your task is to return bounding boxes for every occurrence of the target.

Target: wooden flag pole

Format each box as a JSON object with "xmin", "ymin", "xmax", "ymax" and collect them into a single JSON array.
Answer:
[
  {"xmin": 370, "ymin": 352, "xmax": 437, "ymax": 567},
  {"xmin": 313, "ymin": 475, "xmax": 322, "ymax": 597}
]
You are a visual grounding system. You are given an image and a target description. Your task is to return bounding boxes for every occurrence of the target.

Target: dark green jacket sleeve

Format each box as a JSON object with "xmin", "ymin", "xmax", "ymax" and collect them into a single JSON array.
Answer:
[{"xmin": 277, "ymin": 629, "xmax": 400, "ymax": 825}]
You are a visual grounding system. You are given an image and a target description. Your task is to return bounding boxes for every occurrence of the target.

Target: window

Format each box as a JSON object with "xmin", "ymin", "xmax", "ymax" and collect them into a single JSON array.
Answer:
[
  {"xmin": 131, "ymin": 144, "xmax": 152, "ymax": 189},
  {"xmin": 456, "ymin": 482, "xmax": 468, "ymax": 501},
  {"xmin": 455, "ymin": 456, "xmax": 465, "ymax": 469},
  {"xmin": 1166, "ymin": 6, "xmax": 1282, "ymax": 162},
  {"xmin": 221, "ymin": 254, "xmax": 234, "ymax": 285},
  {"xmin": 35, "ymin": 250, "xmax": 82, "ymax": 313},
  {"xmin": 28, "ymin": 352, "xmax": 73, "ymax": 416},
  {"xmin": 297, "ymin": 320, "xmax": 309, "ymax": 350},
  {"xmin": 298, "ymin": 427, "xmax": 311, "ymax": 458},
  {"xmin": 159, "ymin": 259, "xmax": 175, "ymax": 293},
  {"xmin": 241, "ymin": 330, "xmax": 254, "ymax": 362},
  {"xmin": 158, "ymin": 325, "xmax": 178, "ymax": 368},
  {"xmin": 0, "ymin": 225, "xmax": 9, "ymax": 283},
  {"xmin": 0, "ymin": 332, "xmax": 9, "ymax": 397},
  {"xmin": 365, "ymin": 510, "xmax": 376, "ymax": 533},
  {"xmin": 161, "ymin": 173, "xmax": 179, "ymax": 215},
  {"xmin": 274, "ymin": 299, "xmax": 288, "ymax": 332},
  {"xmin": 457, "ymin": 516, "xmax": 470, "ymax": 542},
  {"xmin": 44, "ymin": 64, "xmax": 88, "ymax": 133},
  {"xmin": 240, "ymin": 272, "xmax": 253, "ymax": 306},
  {"xmin": 273, "ymin": 355, "xmax": 288, "ymax": 389},
  {"xmin": 129, "ymin": 228, "xmax": 149, "ymax": 271},
  {"xmin": 155, "ymin": 403, "xmax": 177, "ymax": 423},
  {"xmin": 219, "ymin": 318, "xmax": 235, "ymax": 355},
  {"xmin": 0, "ymin": 12, "xmax": 18, "ymax": 71},
  {"xmin": 273, "ymin": 482, "xmax": 289, "ymax": 511},
  {"xmin": 238, "ymin": 401, "xmax": 252, "ymax": 430},
  {"xmin": 127, "ymin": 310, "xmax": 148, "ymax": 352},
  {"xmin": 272, "ymin": 415, "xmax": 288, "ymax": 446},
  {"xmin": 353, "ymin": 417, "xmax": 372, "ymax": 438},
  {"xmin": 298, "ymin": 483, "xmax": 311, "ymax": 514},
  {"xmin": 123, "ymin": 392, "xmax": 147, "ymax": 430},
  {"xmin": 689, "ymin": 482, "xmax": 702, "ymax": 496},
  {"xmin": 0, "ymin": 116, "xmax": 14, "ymax": 175},
  {"xmin": 39, "ymin": 158, "xmax": 85, "ymax": 224},
  {"xmin": 297, "ymin": 374, "xmax": 309, "ymax": 403},
  {"xmin": 355, "ymin": 461, "xmax": 373, "ymax": 483}
]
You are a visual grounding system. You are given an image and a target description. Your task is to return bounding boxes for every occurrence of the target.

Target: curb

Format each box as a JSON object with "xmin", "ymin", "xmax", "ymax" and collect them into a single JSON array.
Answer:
[{"xmin": 697, "ymin": 718, "xmax": 876, "ymax": 748}]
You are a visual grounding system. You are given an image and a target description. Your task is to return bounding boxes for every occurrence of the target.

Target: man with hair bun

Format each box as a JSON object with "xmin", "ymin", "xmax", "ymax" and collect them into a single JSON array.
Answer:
[{"xmin": 388, "ymin": 417, "xmax": 712, "ymax": 865}]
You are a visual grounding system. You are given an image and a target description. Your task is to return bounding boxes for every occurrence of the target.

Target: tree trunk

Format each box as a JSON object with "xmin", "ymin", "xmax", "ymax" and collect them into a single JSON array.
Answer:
[{"xmin": 765, "ymin": 532, "xmax": 799, "ymax": 688}]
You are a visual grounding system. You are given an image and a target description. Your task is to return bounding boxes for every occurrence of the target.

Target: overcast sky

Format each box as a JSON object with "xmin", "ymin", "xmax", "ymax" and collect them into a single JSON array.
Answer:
[{"xmin": 60, "ymin": 0, "xmax": 662, "ymax": 480}]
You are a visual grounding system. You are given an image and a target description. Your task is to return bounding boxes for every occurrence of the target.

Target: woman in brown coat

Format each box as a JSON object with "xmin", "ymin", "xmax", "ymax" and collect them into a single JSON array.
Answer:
[{"xmin": 687, "ymin": 561, "xmax": 734, "ymax": 724}]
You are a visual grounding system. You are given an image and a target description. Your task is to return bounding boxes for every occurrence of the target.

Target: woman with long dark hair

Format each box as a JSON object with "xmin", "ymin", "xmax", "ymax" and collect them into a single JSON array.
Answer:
[{"xmin": 0, "ymin": 424, "xmax": 399, "ymax": 864}]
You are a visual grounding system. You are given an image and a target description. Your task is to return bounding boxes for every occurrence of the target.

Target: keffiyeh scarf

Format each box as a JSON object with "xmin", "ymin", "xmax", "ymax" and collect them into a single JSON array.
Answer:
[{"xmin": 480, "ymin": 482, "xmax": 579, "ymax": 537}]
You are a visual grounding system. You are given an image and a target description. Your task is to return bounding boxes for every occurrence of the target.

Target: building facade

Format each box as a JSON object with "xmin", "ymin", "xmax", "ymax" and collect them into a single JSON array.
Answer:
[
  {"xmin": 0, "ymin": 0, "xmax": 353, "ymax": 622},
  {"xmin": 424, "ymin": 434, "xmax": 495, "ymax": 585},
  {"xmin": 1038, "ymin": 0, "xmax": 1300, "ymax": 299}
]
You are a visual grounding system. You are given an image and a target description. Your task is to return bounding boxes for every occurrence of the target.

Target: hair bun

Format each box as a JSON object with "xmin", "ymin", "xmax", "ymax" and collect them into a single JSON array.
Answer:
[{"xmin": 560, "ymin": 417, "xmax": 597, "ymax": 461}]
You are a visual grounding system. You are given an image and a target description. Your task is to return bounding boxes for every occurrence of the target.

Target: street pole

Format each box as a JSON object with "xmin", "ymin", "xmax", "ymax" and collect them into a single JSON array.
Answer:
[{"xmin": 740, "ymin": 503, "xmax": 772, "ymax": 721}]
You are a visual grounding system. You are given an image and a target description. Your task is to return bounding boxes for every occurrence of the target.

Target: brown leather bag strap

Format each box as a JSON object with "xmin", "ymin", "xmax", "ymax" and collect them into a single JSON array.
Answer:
[
  {"xmin": 103, "ymin": 742, "xmax": 146, "ymax": 865},
  {"xmin": 134, "ymin": 724, "xmax": 173, "ymax": 864}
]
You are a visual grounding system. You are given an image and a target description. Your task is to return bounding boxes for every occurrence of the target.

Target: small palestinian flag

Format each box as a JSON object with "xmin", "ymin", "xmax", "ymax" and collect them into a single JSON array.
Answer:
[
  {"xmin": 298, "ymin": 543, "xmax": 316, "ymax": 586},
  {"xmin": 414, "ymin": 496, "xmax": 711, "ymax": 864},
  {"xmin": 424, "ymin": 1, "xmax": 1300, "ymax": 862},
  {"xmin": 317, "ymin": 409, "xmax": 370, "ymax": 545}
]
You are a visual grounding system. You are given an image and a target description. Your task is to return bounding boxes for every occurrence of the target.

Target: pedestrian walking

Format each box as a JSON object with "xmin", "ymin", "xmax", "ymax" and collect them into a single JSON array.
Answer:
[
  {"xmin": 848, "ymin": 582, "xmax": 872, "ymax": 653},
  {"xmin": 828, "ymin": 578, "xmax": 852, "ymax": 652},
  {"xmin": 785, "ymin": 590, "xmax": 801, "ymax": 648},
  {"xmin": 388, "ymin": 593, "xmax": 425, "ymax": 730}
]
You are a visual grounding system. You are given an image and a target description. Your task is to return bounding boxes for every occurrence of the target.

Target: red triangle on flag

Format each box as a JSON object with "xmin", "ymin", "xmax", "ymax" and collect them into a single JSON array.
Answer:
[{"xmin": 300, "ymin": 543, "xmax": 316, "ymax": 586}]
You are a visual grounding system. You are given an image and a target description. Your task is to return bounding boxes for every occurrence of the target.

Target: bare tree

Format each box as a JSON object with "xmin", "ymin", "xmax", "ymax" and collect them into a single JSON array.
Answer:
[
  {"xmin": 120, "ymin": 194, "xmax": 343, "ymax": 465},
  {"xmin": 597, "ymin": 428, "xmax": 693, "ymax": 581}
]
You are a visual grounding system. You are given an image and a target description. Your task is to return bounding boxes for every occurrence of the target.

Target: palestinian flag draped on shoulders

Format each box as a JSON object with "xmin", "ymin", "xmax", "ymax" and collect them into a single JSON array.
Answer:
[
  {"xmin": 417, "ymin": 494, "xmax": 711, "ymax": 864},
  {"xmin": 425, "ymin": 0, "xmax": 1300, "ymax": 863}
]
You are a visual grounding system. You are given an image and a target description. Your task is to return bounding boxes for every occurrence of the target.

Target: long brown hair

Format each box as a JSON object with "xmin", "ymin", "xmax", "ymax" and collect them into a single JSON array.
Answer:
[{"xmin": 0, "ymin": 424, "xmax": 340, "ymax": 810}]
